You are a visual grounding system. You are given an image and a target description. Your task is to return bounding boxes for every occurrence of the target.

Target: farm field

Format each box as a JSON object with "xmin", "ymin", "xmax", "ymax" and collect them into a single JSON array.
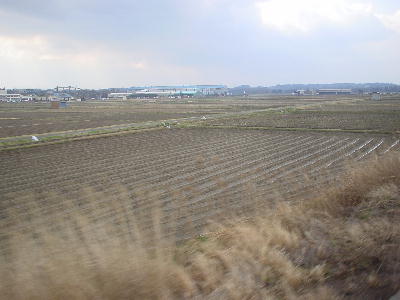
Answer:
[
  {"xmin": 0, "ymin": 102, "xmax": 204, "ymax": 138},
  {"xmin": 0, "ymin": 95, "xmax": 359, "ymax": 138},
  {"xmin": 1, "ymin": 127, "xmax": 398, "ymax": 250},
  {"xmin": 204, "ymin": 97, "xmax": 400, "ymax": 133},
  {"xmin": 1, "ymin": 95, "xmax": 400, "ymax": 299}
]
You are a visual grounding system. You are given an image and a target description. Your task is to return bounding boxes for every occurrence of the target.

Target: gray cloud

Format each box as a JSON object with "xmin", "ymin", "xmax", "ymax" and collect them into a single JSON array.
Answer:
[{"xmin": 0, "ymin": 0, "xmax": 399, "ymax": 88}]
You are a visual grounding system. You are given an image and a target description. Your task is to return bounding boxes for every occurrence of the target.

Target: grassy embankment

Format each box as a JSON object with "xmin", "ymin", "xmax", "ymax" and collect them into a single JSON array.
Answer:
[{"xmin": 1, "ymin": 154, "xmax": 399, "ymax": 299}]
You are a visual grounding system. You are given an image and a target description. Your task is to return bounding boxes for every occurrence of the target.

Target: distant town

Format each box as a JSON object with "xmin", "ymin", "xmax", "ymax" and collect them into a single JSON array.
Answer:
[{"xmin": 1, "ymin": 83, "xmax": 399, "ymax": 103}]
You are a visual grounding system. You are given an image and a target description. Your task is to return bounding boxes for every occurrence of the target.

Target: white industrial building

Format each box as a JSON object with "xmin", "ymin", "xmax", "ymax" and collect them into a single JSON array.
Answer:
[
  {"xmin": 0, "ymin": 88, "xmax": 34, "ymax": 102},
  {"xmin": 317, "ymin": 89, "xmax": 352, "ymax": 95},
  {"xmin": 108, "ymin": 85, "xmax": 228, "ymax": 99},
  {"xmin": 107, "ymin": 92, "xmax": 133, "ymax": 100},
  {"xmin": 0, "ymin": 94, "xmax": 34, "ymax": 102}
]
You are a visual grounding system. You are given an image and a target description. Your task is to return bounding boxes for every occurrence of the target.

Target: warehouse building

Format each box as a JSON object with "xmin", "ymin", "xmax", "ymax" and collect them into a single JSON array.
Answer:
[
  {"xmin": 317, "ymin": 89, "xmax": 352, "ymax": 95},
  {"xmin": 108, "ymin": 85, "xmax": 228, "ymax": 99},
  {"xmin": 0, "ymin": 93, "xmax": 22, "ymax": 102},
  {"xmin": 107, "ymin": 93, "xmax": 133, "ymax": 100},
  {"xmin": 135, "ymin": 85, "xmax": 228, "ymax": 97},
  {"xmin": 0, "ymin": 88, "xmax": 34, "ymax": 102}
]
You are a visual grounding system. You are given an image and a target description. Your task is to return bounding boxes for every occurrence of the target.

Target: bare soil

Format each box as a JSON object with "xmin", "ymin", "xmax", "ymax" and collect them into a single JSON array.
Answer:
[
  {"xmin": 1, "ymin": 128, "xmax": 398, "ymax": 246},
  {"xmin": 206, "ymin": 98, "xmax": 400, "ymax": 133},
  {"xmin": 0, "ymin": 96, "xmax": 358, "ymax": 138}
]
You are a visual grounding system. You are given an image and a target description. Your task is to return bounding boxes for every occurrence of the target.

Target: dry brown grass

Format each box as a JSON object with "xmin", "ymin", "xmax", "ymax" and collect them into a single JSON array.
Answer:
[{"xmin": 0, "ymin": 154, "xmax": 399, "ymax": 299}]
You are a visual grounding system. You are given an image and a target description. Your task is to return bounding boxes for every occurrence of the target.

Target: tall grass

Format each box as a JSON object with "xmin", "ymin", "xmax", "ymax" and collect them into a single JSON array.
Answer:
[{"xmin": 0, "ymin": 154, "xmax": 399, "ymax": 299}]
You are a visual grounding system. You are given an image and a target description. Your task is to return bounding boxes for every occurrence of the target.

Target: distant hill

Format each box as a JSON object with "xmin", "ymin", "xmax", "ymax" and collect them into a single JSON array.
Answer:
[{"xmin": 229, "ymin": 83, "xmax": 400, "ymax": 95}]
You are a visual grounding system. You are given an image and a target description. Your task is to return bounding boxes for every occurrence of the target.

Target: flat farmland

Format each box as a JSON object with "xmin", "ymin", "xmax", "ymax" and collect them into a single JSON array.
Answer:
[
  {"xmin": 0, "ymin": 101, "xmax": 206, "ymax": 138},
  {"xmin": 1, "ymin": 127, "xmax": 398, "ymax": 250},
  {"xmin": 0, "ymin": 96, "xmax": 356, "ymax": 138},
  {"xmin": 205, "ymin": 96, "xmax": 400, "ymax": 133}
]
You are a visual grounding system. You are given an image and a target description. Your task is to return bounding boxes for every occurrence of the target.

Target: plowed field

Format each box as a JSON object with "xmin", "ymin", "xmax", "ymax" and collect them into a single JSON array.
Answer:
[
  {"xmin": 0, "ymin": 96, "xmax": 354, "ymax": 138},
  {"xmin": 204, "ymin": 97, "xmax": 400, "ymax": 133},
  {"xmin": 1, "ymin": 128, "xmax": 398, "ymax": 248}
]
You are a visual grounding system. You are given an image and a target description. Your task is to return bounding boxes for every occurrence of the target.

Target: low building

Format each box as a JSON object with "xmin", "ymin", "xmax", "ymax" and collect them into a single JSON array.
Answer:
[
  {"xmin": 34, "ymin": 96, "xmax": 50, "ymax": 102},
  {"xmin": 294, "ymin": 89, "xmax": 314, "ymax": 96},
  {"xmin": 317, "ymin": 89, "xmax": 352, "ymax": 95},
  {"xmin": 194, "ymin": 85, "xmax": 228, "ymax": 96},
  {"xmin": 295, "ymin": 89, "xmax": 306, "ymax": 95},
  {"xmin": 21, "ymin": 95, "xmax": 33, "ymax": 101},
  {"xmin": 0, "ymin": 87, "xmax": 34, "ymax": 102},
  {"xmin": 110, "ymin": 85, "xmax": 228, "ymax": 99},
  {"xmin": 136, "ymin": 86, "xmax": 197, "ymax": 97},
  {"xmin": 107, "ymin": 92, "xmax": 132, "ymax": 100},
  {"xmin": 0, "ymin": 93, "xmax": 22, "ymax": 102},
  {"xmin": 49, "ymin": 93, "xmax": 73, "ymax": 101}
]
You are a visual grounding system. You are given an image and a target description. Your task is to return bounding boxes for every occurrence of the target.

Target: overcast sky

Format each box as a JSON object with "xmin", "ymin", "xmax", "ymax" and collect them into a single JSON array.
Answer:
[{"xmin": 0, "ymin": 0, "xmax": 400, "ymax": 88}]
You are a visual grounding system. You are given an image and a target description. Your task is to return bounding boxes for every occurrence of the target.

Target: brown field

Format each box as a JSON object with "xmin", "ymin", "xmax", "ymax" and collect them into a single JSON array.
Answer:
[
  {"xmin": 1, "ymin": 128, "xmax": 398, "ymax": 246},
  {"xmin": 1, "ymin": 140, "xmax": 399, "ymax": 300},
  {"xmin": 204, "ymin": 97, "xmax": 400, "ymax": 133},
  {"xmin": 1, "ymin": 95, "xmax": 400, "ymax": 299},
  {"xmin": 0, "ymin": 95, "xmax": 359, "ymax": 138}
]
